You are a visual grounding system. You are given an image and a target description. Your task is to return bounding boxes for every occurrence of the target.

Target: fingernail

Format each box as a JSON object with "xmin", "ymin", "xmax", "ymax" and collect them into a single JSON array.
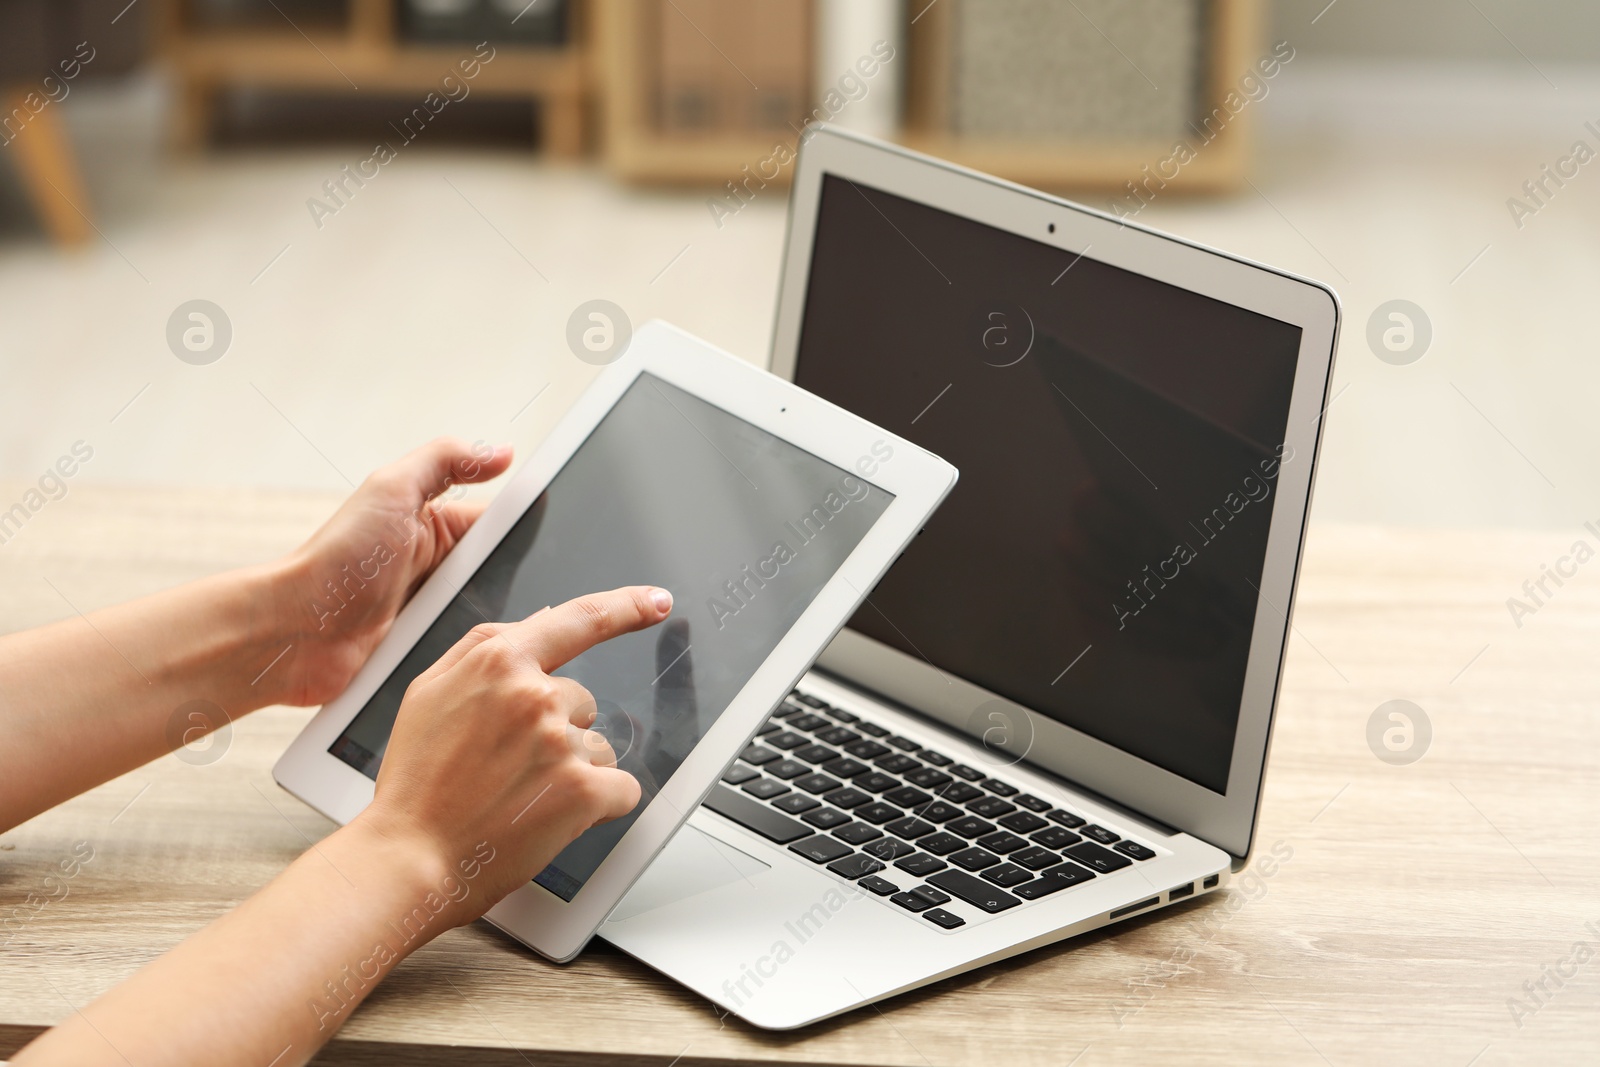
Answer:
[{"xmin": 650, "ymin": 588, "xmax": 673, "ymax": 614}]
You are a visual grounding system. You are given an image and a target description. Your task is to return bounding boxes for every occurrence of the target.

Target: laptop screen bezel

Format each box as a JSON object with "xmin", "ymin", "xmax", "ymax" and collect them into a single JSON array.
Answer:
[{"xmin": 767, "ymin": 126, "xmax": 1340, "ymax": 862}]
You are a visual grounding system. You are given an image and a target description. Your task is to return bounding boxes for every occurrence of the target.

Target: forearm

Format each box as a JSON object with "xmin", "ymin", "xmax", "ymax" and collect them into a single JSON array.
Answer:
[
  {"xmin": 12, "ymin": 817, "xmax": 477, "ymax": 1067},
  {"xmin": 0, "ymin": 561, "xmax": 295, "ymax": 831}
]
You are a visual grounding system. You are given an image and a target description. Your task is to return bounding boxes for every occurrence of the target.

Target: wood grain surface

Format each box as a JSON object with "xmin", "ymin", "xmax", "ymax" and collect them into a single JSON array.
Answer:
[{"xmin": 2, "ymin": 483, "xmax": 1596, "ymax": 1064}]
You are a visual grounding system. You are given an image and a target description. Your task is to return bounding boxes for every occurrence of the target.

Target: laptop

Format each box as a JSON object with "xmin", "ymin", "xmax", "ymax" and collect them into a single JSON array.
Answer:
[{"xmin": 597, "ymin": 126, "xmax": 1340, "ymax": 1029}]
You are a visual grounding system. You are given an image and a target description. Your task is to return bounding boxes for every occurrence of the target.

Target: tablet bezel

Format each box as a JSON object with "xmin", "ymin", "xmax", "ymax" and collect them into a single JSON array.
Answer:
[
  {"xmin": 767, "ymin": 126, "xmax": 1340, "ymax": 864},
  {"xmin": 272, "ymin": 320, "xmax": 957, "ymax": 961}
]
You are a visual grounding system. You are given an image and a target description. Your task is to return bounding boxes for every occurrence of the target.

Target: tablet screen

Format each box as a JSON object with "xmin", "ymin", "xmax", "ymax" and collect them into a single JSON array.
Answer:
[{"xmin": 328, "ymin": 372, "xmax": 895, "ymax": 900}]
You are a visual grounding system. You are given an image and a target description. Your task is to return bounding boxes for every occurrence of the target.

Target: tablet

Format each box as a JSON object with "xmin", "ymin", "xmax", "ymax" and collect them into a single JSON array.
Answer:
[{"xmin": 272, "ymin": 320, "xmax": 957, "ymax": 961}]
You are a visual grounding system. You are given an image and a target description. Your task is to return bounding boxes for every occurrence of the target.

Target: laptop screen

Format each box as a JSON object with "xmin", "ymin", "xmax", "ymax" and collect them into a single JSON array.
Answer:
[{"xmin": 792, "ymin": 175, "xmax": 1304, "ymax": 794}]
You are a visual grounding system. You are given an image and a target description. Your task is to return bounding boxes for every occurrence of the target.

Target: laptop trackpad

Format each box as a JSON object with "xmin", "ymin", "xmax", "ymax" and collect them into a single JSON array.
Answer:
[{"xmin": 609, "ymin": 824, "xmax": 771, "ymax": 923}]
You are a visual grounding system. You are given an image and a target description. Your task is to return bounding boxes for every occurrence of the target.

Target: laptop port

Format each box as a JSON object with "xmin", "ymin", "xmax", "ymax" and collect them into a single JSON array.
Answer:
[
  {"xmin": 1203, "ymin": 874, "xmax": 1220, "ymax": 889},
  {"xmin": 1169, "ymin": 882, "xmax": 1194, "ymax": 901},
  {"xmin": 1109, "ymin": 896, "xmax": 1160, "ymax": 920}
]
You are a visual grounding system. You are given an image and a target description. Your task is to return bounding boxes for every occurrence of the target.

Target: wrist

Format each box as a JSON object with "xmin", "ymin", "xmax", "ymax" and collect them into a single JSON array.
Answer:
[
  {"xmin": 237, "ymin": 555, "xmax": 314, "ymax": 707},
  {"xmin": 140, "ymin": 561, "xmax": 307, "ymax": 715},
  {"xmin": 256, "ymin": 547, "xmax": 366, "ymax": 708},
  {"xmin": 260, "ymin": 547, "xmax": 315, "ymax": 641},
  {"xmin": 340, "ymin": 811, "xmax": 489, "ymax": 934}
]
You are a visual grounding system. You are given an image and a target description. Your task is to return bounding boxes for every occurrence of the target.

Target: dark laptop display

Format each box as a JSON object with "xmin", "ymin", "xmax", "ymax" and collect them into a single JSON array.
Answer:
[{"xmin": 792, "ymin": 175, "xmax": 1304, "ymax": 794}]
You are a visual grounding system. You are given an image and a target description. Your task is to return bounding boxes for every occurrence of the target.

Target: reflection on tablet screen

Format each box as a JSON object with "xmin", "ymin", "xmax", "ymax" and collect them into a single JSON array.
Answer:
[{"xmin": 327, "ymin": 373, "xmax": 895, "ymax": 900}]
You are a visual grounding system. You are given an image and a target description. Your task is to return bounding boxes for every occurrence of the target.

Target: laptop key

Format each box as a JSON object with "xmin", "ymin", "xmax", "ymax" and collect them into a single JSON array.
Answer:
[
  {"xmin": 946, "ymin": 816, "xmax": 996, "ymax": 839},
  {"xmin": 949, "ymin": 764, "xmax": 986, "ymax": 782},
  {"xmin": 794, "ymin": 744, "xmax": 838, "ymax": 764},
  {"xmin": 876, "ymin": 754, "xmax": 920, "ymax": 774},
  {"xmin": 886, "ymin": 735, "xmax": 921, "ymax": 752},
  {"xmin": 1031, "ymin": 826, "xmax": 1082, "ymax": 849},
  {"xmin": 940, "ymin": 782, "xmax": 984, "ymax": 804},
  {"xmin": 891, "ymin": 891, "xmax": 933, "ymax": 912},
  {"xmin": 774, "ymin": 700, "xmax": 807, "ymax": 718},
  {"xmin": 820, "ymin": 757, "xmax": 869, "ymax": 778},
  {"xmin": 923, "ymin": 907, "xmax": 966, "ymax": 929},
  {"xmin": 742, "ymin": 778, "xmax": 790, "ymax": 800},
  {"xmin": 788, "ymin": 713, "xmax": 832, "ymax": 733},
  {"xmin": 909, "ymin": 801, "xmax": 964, "ymax": 823},
  {"xmin": 975, "ymin": 831, "xmax": 1028, "ymax": 855},
  {"xmin": 1014, "ymin": 861, "xmax": 1097, "ymax": 899},
  {"xmin": 772, "ymin": 793, "xmax": 820, "ymax": 814},
  {"xmin": 999, "ymin": 811, "xmax": 1048, "ymax": 834},
  {"xmin": 919, "ymin": 750, "xmax": 954, "ymax": 767},
  {"xmin": 702, "ymin": 785, "xmax": 812, "ymax": 844},
  {"xmin": 884, "ymin": 816, "xmax": 936, "ymax": 839},
  {"xmin": 858, "ymin": 874, "xmax": 899, "ymax": 896},
  {"xmin": 1065, "ymin": 842, "xmax": 1134, "ymax": 873},
  {"xmin": 1011, "ymin": 845, "xmax": 1061, "ymax": 871},
  {"xmin": 904, "ymin": 767, "xmax": 952, "ymax": 789},
  {"xmin": 721, "ymin": 764, "xmax": 760, "ymax": 785},
  {"xmin": 795, "ymin": 773, "xmax": 842, "ymax": 795},
  {"xmin": 855, "ymin": 802, "xmax": 902, "ymax": 824},
  {"xmin": 916, "ymin": 831, "xmax": 966, "ymax": 855},
  {"xmin": 950, "ymin": 847, "xmax": 1001, "ymax": 871},
  {"xmin": 911, "ymin": 885, "xmax": 951, "ymax": 907},
  {"xmin": 844, "ymin": 739, "xmax": 891, "ymax": 760},
  {"xmin": 853, "ymin": 771, "xmax": 899, "ymax": 793},
  {"xmin": 827, "ymin": 853, "xmax": 885, "ymax": 879},
  {"xmin": 927, "ymin": 869, "xmax": 1022, "ymax": 913},
  {"xmin": 1115, "ymin": 840, "xmax": 1157, "ymax": 861},
  {"xmin": 821, "ymin": 787, "xmax": 871, "ymax": 809},
  {"xmin": 740, "ymin": 744, "xmax": 780, "ymax": 765},
  {"xmin": 790, "ymin": 692, "xmax": 828, "ymax": 709},
  {"xmin": 981, "ymin": 778, "xmax": 1019, "ymax": 797},
  {"xmin": 1047, "ymin": 809, "xmax": 1087, "ymax": 828},
  {"xmin": 1081, "ymin": 824, "xmax": 1120, "ymax": 845},
  {"xmin": 802, "ymin": 807, "xmax": 852, "ymax": 830},
  {"xmin": 981, "ymin": 862, "xmax": 1033, "ymax": 888},
  {"xmin": 1014, "ymin": 793, "xmax": 1052, "ymax": 812},
  {"xmin": 768, "ymin": 731, "xmax": 810, "ymax": 750},
  {"xmin": 863, "ymin": 838, "xmax": 915, "ymax": 861},
  {"xmin": 827, "ymin": 708, "xmax": 860, "ymax": 724},
  {"xmin": 883, "ymin": 786, "xmax": 932, "ymax": 809},
  {"xmin": 966, "ymin": 796, "xmax": 1016, "ymax": 818},
  {"xmin": 833, "ymin": 822, "xmax": 883, "ymax": 845},
  {"xmin": 767, "ymin": 759, "xmax": 811, "ymax": 780},
  {"xmin": 894, "ymin": 852, "xmax": 948, "ymax": 877},
  {"xmin": 816, "ymin": 727, "xmax": 861, "ymax": 747},
  {"xmin": 857, "ymin": 722, "xmax": 891, "ymax": 738},
  {"xmin": 800, "ymin": 806, "xmax": 851, "ymax": 831},
  {"xmin": 756, "ymin": 720, "xmax": 782, "ymax": 735}
]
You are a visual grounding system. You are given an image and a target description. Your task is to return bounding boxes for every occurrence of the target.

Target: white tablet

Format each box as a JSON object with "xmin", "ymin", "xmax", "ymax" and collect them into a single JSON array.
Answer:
[{"xmin": 272, "ymin": 320, "xmax": 957, "ymax": 961}]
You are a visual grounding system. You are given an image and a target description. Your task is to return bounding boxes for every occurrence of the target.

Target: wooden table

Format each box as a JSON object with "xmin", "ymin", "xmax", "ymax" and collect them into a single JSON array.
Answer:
[{"xmin": 2, "ymin": 484, "xmax": 1597, "ymax": 1065}]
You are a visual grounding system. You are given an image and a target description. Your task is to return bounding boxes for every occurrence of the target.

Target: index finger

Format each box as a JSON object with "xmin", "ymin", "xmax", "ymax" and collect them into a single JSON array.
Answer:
[{"xmin": 504, "ymin": 586, "xmax": 674, "ymax": 673}]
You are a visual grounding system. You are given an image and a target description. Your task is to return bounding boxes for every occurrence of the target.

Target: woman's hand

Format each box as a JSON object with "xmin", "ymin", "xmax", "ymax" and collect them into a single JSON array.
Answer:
[
  {"xmin": 12, "ymin": 587, "xmax": 672, "ymax": 1067},
  {"xmin": 0, "ymin": 437, "xmax": 512, "ymax": 832},
  {"xmin": 356, "ymin": 584, "xmax": 671, "ymax": 921},
  {"xmin": 266, "ymin": 437, "xmax": 513, "ymax": 708}
]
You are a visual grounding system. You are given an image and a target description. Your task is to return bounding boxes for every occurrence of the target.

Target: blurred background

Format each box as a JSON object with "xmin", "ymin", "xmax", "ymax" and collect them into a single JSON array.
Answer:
[{"xmin": 1, "ymin": 0, "xmax": 1597, "ymax": 531}]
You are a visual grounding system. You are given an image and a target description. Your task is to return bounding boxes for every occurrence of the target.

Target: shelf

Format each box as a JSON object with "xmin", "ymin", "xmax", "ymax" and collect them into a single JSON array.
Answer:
[
  {"xmin": 169, "ymin": 32, "xmax": 584, "ymax": 94},
  {"xmin": 901, "ymin": 0, "xmax": 1261, "ymax": 194},
  {"xmin": 897, "ymin": 131, "xmax": 1248, "ymax": 195},
  {"xmin": 596, "ymin": 0, "xmax": 809, "ymax": 187},
  {"xmin": 157, "ymin": 0, "xmax": 592, "ymax": 155}
]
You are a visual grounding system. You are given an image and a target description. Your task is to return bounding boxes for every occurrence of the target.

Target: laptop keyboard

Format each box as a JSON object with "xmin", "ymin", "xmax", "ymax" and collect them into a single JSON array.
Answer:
[{"xmin": 703, "ymin": 688, "xmax": 1159, "ymax": 931}]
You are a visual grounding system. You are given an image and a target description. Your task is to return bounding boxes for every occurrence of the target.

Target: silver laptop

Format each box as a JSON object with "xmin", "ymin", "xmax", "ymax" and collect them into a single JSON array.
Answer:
[{"xmin": 598, "ymin": 127, "xmax": 1340, "ymax": 1029}]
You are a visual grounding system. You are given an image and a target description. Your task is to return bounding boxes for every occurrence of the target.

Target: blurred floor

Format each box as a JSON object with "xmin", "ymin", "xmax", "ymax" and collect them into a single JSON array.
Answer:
[{"xmin": 1, "ymin": 60, "xmax": 1598, "ymax": 532}]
